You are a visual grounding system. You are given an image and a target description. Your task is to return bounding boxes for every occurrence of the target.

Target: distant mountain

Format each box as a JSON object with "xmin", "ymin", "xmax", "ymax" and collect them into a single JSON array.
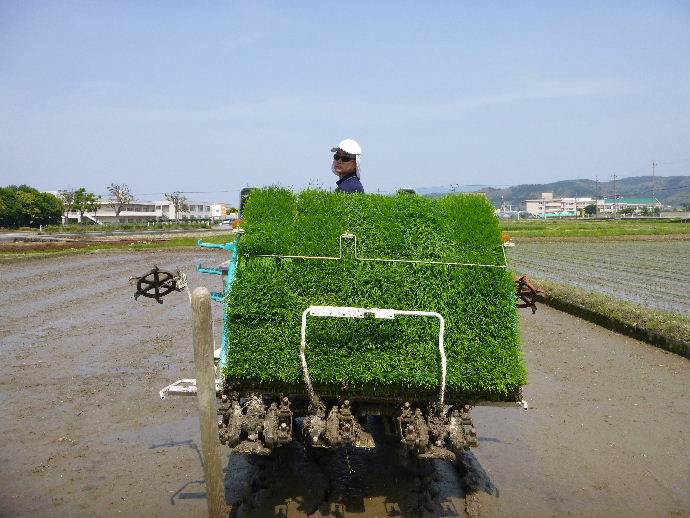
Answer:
[
  {"xmin": 414, "ymin": 184, "xmax": 489, "ymax": 196},
  {"xmin": 425, "ymin": 176, "xmax": 688, "ymax": 208}
]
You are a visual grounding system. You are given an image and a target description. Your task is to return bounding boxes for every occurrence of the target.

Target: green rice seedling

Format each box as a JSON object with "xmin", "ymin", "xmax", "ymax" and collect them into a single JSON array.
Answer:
[{"xmin": 225, "ymin": 188, "xmax": 526, "ymax": 402}]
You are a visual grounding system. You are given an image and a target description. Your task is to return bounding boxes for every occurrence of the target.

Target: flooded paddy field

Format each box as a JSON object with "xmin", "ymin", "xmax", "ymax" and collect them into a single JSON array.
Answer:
[
  {"xmin": 0, "ymin": 249, "xmax": 688, "ymax": 517},
  {"xmin": 507, "ymin": 239, "xmax": 690, "ymax": 315}
]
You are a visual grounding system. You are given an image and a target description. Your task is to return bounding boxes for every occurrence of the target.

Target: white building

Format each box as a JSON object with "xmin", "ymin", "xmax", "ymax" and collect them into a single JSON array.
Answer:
[
  {"xmin": 58, "ymin": 197, "xmax": 214, "ymax": 224},
  {"xmin": 210, "ymin": 203, "xmax": 236, "ymax": 222},
  {"xmin": 524, "ymin": 193, "xmax": 594, "ymax": 216},
  {"xmin": 596, "ymin": 197, "xmax": 661, "ymax": 214}
]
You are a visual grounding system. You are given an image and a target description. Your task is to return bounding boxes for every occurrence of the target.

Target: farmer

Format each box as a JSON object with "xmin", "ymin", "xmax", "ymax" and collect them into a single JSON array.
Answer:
[{"xmin": 331, "ymin": 138, "xmax": 364, "ymax": 193}]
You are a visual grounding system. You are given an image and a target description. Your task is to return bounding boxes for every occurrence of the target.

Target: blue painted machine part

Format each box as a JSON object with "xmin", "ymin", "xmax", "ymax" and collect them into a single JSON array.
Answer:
[
  {"xmin": 196, "ymin": 236, "xmax": 240, "ymax": 372},
  {"xmin": 221, "ymin": 237, "xmax": 240, "ymax": 371},
  {"xmin": 197, "ymin": 266, "xmax": 225, "ymax": 275},
  {"xmin": 197, "ymin": 239, "xmax": 236, "ymax": 251}
]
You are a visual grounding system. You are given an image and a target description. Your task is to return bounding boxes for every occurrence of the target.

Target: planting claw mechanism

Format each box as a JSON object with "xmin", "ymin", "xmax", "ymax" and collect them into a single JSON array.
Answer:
[
  {"xmin": 130, "ymin": 265, "xmax": 188, "ymax": 304},
  {"xmin": 515, "ymin": 275, "xmax": 541, "ymax": 314}
]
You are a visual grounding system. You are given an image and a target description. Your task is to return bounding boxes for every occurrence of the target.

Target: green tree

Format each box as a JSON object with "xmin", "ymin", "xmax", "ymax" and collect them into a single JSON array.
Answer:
[
  {"xmin": 0, "ymin": 185, "xmax": 63, "ymax": 227},
  {"xmin": 72, "ymin": 188, "xmax": 100, "ymax": 222},
  {"xmin": 0, "ymin": 187, "xmax": 22, "ymax": 227},
  {"xmin": 34, "ymin": 191, "xmax": 64, "ymax": 225},
  {"xmin": 71, "ymin": 188, "xmax": 88, "ymax": 222},
  {"xmin": 83, "ymin": 192, "xmax": 101, "ymax": 222},
  {"xmin": 584, "ymin": 203, "xmax": 597, "ymax": 216},
  {"xmin": 58, "ymin": 188, "xmax": 78, "ymax": 224}
]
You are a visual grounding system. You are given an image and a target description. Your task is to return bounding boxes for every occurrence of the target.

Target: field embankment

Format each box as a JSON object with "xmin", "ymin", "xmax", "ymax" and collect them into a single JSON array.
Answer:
[{"xmin": 500, "ymin": 218, "xmax": 689, "ymax": 238}]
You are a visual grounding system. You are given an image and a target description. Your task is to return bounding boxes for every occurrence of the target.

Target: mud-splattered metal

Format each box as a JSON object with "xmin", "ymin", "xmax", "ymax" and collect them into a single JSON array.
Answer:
[
  {"xmin": 130, "ymin": 265, "xmax": 187, "ymax": 304},
  {"xmin": 515, "ymin": 274, "xmax": 541, "ymax": 314}
]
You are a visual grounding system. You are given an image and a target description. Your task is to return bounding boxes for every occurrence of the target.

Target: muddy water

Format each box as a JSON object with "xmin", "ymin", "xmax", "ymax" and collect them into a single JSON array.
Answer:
[{"xmin": 1, "ymin": 250, "xmax": 688, "ymax": 517}]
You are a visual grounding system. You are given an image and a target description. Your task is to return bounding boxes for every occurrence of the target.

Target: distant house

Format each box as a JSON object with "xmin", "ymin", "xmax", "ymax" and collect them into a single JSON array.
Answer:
[
  {"xmin": 596, "ymin": 197, "xmax": 661, "ymax": 214},
  {"xmin": 48, "ymin": 193, "xmax": 218, "ymax": 224},
  {"xmin": 524, "ymin": 192, "xmax": 662, "ymax": 217},
  {"xmin": 524, "ymin": 193, "xmax": 594, "ymax": 217}
]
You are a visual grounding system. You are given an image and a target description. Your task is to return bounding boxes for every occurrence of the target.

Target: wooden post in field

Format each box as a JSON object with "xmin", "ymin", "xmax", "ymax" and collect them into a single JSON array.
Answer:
[{"xmin": 192, "ymin": 287, "xmax": 226, "ymax": 518}]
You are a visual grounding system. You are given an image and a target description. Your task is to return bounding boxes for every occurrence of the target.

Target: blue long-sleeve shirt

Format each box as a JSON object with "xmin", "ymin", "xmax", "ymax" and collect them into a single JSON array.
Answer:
[{"xmin": 335, "ymin": 172, "xmax": 364, "ymax": 193}]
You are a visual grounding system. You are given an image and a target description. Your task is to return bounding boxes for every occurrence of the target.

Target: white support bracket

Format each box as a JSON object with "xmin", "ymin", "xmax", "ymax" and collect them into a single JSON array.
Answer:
[
  {"xmin": 300, "ymin": 305, "xmax": 447, "ymax": 408},
  {"xmin": 158, "ymin": 347, "xmax": 221, "ymax": 399},
  {"xmin": 159, "ymin": 377, "xmax": 223, "ymax": 400}
]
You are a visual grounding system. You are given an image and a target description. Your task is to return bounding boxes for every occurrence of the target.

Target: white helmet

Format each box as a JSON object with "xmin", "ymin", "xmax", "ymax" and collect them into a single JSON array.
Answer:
[{"xmin": 330, "ymin": 138, "xmax": 363, "ymax": 178}]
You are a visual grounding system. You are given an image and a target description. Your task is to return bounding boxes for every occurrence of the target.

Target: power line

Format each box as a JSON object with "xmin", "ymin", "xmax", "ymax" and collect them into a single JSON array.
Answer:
[
  {"xmin": 651, "ymin": 183, "xmax": 689, "ymax": 193},
  {"xmin": 136, "ymin": 189, "xmax": 244, "ymax": 196},
  {"xmin": 658, "ymin": 158, "xmax": 689, "ymax": 165}
]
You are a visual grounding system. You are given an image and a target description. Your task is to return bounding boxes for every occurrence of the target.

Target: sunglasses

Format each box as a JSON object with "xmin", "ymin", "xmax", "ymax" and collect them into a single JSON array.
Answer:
[{"xmin": 333, "ymin": 154, "xmax": 354, "ymax": 163}]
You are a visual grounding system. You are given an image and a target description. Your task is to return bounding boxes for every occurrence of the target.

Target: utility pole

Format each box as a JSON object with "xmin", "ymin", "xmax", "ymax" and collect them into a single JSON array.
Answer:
[
  {"xmin": 651, "ymin": 160, "xmax": 657, "ymax": 198},
  {"xmin": 612, "ymin": 173, "xmax": 617, "ymax": 218},
  {"xmin": 542, "ymin": 193, "xmax": 545, "ymax": 219}
]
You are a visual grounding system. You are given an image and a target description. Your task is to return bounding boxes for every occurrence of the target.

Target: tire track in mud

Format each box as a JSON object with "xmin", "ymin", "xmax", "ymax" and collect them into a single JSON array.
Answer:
[
  {"xmin": 1, "ymin": 251, "xmax": 151, "ymax": 283},
  {"xmin": 511, "ymin": 260, "xmax": 686, "ymax": 310},
  {"xmin": 516, "ymin": 247, "xmax": 687, "ymax": 281},
  {"xmin": 1, "ymin": 249, "xmax": 231, "ymax": 518},
  {"xmin": 0, "ymin": 250, "xmax": 207, "ymax": 311},
  {"xmin": 513, "ymin": 255, "xmax": 686, "ymax": 301},
  {"xmin": 508, "ymin": 240, "xmax": 690, "ymax": 314},
  {"xmin": 225, "ymin": 437, "xmax": 473, "ymax": 517},
  {"xmin": 0, "ymin": 250, "xmax": 223, "ymax": 334}
]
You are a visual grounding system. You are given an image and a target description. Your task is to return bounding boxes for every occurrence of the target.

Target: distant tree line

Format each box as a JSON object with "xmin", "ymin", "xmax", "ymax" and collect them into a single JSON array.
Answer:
[
  {"xmin": 0, "ymin": 184, "xmax": 103, "ymax": 228},
  {"xmin": 2, "ymin": 182, "xmax": 233, "ymax": 228},
  {"xmin": 0, "ymin": 185, "xmax": 63, "ymax": 228}
]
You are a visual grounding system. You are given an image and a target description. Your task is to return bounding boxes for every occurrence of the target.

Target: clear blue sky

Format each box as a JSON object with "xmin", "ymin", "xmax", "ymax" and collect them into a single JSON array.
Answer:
[{"xmin": 1, "ymin": 1, "xmax": 688, "ymax": 201}]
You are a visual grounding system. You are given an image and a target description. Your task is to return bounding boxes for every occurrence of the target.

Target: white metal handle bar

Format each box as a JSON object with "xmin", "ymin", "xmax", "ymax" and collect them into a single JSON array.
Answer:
[
  {"xmin": 300, "ymin": 305, "xmax": 447, "ymax": 409},
  {"xmin": 251, "ymin": 232, "xmax": 507, "ymax": 269}
]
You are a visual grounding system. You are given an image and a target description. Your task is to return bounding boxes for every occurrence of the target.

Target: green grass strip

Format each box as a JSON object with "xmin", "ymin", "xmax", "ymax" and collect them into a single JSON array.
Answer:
[{"xmin": 501, "ymin": 218, "xmax": 690, "ymax": 238}]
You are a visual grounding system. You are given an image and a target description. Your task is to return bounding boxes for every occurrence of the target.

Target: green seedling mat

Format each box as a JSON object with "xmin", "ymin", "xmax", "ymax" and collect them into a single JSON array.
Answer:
[{"xmin": 224, "ymin": 188, "xmax": 526, "ymax": 402}]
